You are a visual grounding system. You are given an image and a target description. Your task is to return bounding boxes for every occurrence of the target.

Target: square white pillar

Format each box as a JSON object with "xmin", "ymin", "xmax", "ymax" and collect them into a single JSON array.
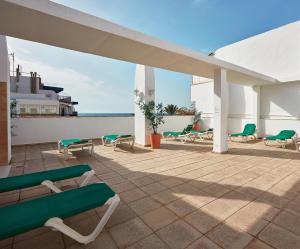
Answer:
[
  {"xmin": 134, "ymin": 65, "xmax": 155, "ymax": 146},
  {"xmin": 213, "ymin": 68, "xmax": 228, "ymax": 153},
  {"xmin": 252, "ymin": 85, "xmax": 261, "ymax": 137}
]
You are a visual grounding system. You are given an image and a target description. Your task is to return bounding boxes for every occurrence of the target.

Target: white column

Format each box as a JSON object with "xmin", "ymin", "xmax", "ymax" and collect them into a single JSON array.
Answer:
[
  {"xmin": 252, "ymin": 85, "xmax": 261, "ymax": 137},
  {"xmin": 0, "ymin": 35, "xmax": 11, "ymax": 166},
  {"xmin": 213, "ymin": 68, "xmax": 228, "ymax": 153},
  {"xmin": 134, "ymin": 65, "xmax": 155, "ymax": 146}
]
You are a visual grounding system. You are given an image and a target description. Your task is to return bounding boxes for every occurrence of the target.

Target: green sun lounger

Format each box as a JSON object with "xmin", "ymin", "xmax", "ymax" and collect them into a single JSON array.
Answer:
[
  {"xmin": 58, "ymin": 139, "xmax": 94, "ymax": 159},
  {"xmin": 101, "ymin": 134, "xmax": 135, "ymax": 151},
  {"xmin": 264, "ymin": 130, "xmax": 296, "ymax": 148},
  {"xmin": 0, "ymin": 182, "xmax": 120, "ymax": 244},
  {"xmin": 163, "ymin": 125, "xmax": 193, "ymax": 140},
  {"xmin": 183, "ymin": 128, "xmax": 214, "ymax": 142},
  {"xmin": 229, "ymin": 123, "xmax": 256, "ymax": 142},
  {"xmin": 0, "ymin": 165, "xmax": 95, "ymax": 194}
]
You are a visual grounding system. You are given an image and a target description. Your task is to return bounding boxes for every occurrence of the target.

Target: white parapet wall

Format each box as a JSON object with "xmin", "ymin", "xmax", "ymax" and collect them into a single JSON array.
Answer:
[{"xmin": 11, "ymin": 115, "xmax": 194, "ymax": 145}]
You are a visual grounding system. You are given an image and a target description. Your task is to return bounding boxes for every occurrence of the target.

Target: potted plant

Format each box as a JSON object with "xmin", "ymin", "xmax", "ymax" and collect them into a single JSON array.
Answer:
[
  {"xmin": 135, "ymin": 92, "xmax": 164, "ymax": 148},
  {"xmin": 192, "ymin": 111, "xmax": 202, "ymax": 130}
]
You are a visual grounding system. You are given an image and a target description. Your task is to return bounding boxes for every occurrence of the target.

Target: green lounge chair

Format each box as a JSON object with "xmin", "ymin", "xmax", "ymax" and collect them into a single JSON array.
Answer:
[
  {"xmin": 229, "ymin": 123, "xmax": 256, "ymax": 142},
  {"xmin": 264, "ymin": 130, "xmax": 296, "ymax": 148},
  {"xmin": 0, "ymin": 164, "xmax": 95, "ymax": 194},
  {"xmin": 183, "ymin": 128, "xmax": 214, "ymax": 142},
  {"xmin": 163, "ymin": 125, "xmax": 193, "ymax": 141},
  {"xmin": 0, "ymin": 183, "xmax": 120, "ymax": 244},
  {"xmin": 102, "ymin": 134, "xmax": 135, "ymax": 151},
  {"xmin": 58, "ymin": 139, "xmax": 94, "ymax": 160}
]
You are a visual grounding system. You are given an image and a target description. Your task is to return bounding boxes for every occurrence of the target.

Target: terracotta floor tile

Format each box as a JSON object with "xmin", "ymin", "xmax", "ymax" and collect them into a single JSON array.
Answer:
[
  {"xmin": 141, "ymin": 206, "xmax": 177, "ymax": 231},
  {"xmin": 259, "ymin": 223, "xmax": 300, "ymax": 249},
  {"xmin": 157, "ymin": 220, "xmax": 202, "ymax": 249},
  {"xmin": 184, "ymin": 210, "xmax": 221, "ymax": 234},
  {"xmin": 207, "ymin": 223, "xmax": 253, "ymax": 249},
  {"xmin": 129, "ymin": 196, "xmax": 162, "ymax": 216},
  {"xmin": 109, "ymin": 217, "xmax": 152, "ymax": 248},
  {"xmin": 126, "ymin": 234, "xmax": 168, "ymax": 249},
  {"xmin": 186, "ymin": 236, "xmax": 222, "ymax": 249}
]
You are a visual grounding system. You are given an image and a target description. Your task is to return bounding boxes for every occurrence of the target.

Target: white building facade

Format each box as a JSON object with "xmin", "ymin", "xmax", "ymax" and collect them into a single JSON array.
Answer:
[{"xmin": 191, "ymin": 21, "xmax": 300, "ymax": 136}]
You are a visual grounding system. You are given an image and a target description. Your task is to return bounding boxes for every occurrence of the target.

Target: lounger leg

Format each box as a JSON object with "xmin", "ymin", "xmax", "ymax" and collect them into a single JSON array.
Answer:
[
  {"xmin": 41, "ymin": 180, "xmax": 63, "ymax": 193},
  {"xmin": 45, "ymin": 195, "xmax": 120, "ymax": 244},
  {"xmin": 80, "ymin": 170, "xmax": 95, "ymax": 186},
  {"xmin": 58, "ymin": 141, "xmax": 62, "ymax": 153},
  {"xmin": 101, "ymin": 137, "xmax": 106, "ymax": 146},
  {"xmin": 64, "ymin": 148, "xmax": 68, "ymax": 160},
  {"xmin": 131, "ymin": 139, "xmax": 135, "ymax": 149}
]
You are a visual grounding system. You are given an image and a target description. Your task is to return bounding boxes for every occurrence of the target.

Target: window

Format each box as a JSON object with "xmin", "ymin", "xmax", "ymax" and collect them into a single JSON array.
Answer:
[
  {"xmin": 20, "ymin": 107, "xmax": 26, "ymax": 114},
  {"xmin": 30, "ymin": 108, "xmax": 38, "ymax": 114},
  {"xmin": 41, "ymin": 105, "xmax": 57, "ymax": 114}
]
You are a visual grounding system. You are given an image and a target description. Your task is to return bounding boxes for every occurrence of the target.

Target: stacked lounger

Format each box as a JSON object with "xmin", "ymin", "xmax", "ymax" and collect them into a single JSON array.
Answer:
[{"xmin": 0, "ymin": 165, "xmax": 119, "ymax": 244}]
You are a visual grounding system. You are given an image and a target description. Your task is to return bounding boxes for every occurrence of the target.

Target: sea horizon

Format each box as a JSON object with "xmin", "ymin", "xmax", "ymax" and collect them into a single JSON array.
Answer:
[{"xmin": 78, "ymin": 113, "xmax": 134, "ymax": 117}]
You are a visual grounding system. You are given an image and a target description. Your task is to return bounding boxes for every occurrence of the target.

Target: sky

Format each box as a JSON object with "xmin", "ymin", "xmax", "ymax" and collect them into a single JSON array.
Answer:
[{"xmin": 7, "ymin": 0, "xmax": 300, "ymax": 113}]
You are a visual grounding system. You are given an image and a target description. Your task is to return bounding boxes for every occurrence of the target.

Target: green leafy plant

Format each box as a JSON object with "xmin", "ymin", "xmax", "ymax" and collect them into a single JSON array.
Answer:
[
  {"xmin": 192, "ymin": 111, "xmax": 202, "ymax": 125},
  {"xmin": 164, "ymin": 104, "xmax": 178, "ymax": 115},
  {"xmin": 10, "ymin": 100, "xmax": 17, "ymax": 118},
  {"xmin": 135, "ymin": 90, "xmax": 164, "ymax": 134}
]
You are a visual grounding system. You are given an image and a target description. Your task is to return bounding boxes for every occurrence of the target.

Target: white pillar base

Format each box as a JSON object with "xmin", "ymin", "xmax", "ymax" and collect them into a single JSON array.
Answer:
[
  {"xmin": 213, "ymin": 68, "xmax": 228, "ymax": 153},
  {"xmin": 134, "ymin": 65, "xmax": 155, "ymax": 146}
]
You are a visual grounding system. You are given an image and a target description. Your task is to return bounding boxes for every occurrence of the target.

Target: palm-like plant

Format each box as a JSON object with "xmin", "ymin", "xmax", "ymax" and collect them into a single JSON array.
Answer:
[
  {"xmin": 135, "ymin": 90, "xmax": 164, "ymax": 135},
  {"xmin": 164, "ymin": 104, "xmax": 178, "ymax": 115}
]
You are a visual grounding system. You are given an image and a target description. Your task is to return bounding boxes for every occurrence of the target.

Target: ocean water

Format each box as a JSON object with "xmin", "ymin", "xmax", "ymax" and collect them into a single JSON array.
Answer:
[{"xmin": 78, "ymin": 113, "xmax": 134, "ymax": 117}]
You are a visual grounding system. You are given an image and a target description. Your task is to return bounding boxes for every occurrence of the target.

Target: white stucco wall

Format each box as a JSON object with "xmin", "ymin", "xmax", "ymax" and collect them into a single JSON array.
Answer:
[
  {"xmin": 192, "ymin": 81, "xmax": 300, "ymax": 136},
  {"xmin": 11, "ymin": 115, "xmax": 193, "ymax": 145},
  {"xmin": 215, "ymin": 21, "xmax": 300, "ymax": 82},
  {"xmin": 191, "ymin": 21, "xmax": 300, "ymax": 136}
]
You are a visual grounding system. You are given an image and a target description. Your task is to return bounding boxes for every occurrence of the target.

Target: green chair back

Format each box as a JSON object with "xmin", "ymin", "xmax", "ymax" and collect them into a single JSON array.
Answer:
[
  {"xmin": 243, "ymin": 124, "xmax": 256, "ymax": 136},
  {"xmin": 182, "ymin": 125, "xmax": 193, "ymax": 134},
  {"xmin": 278, "ymin": 130, "xmax": 295, "ymax": 139}
]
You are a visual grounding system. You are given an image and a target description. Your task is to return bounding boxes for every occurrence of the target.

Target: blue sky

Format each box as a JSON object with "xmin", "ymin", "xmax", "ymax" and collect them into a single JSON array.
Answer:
[{"xmin": 8, "ymin": 0, "xmax": 300, "ymax": 113}]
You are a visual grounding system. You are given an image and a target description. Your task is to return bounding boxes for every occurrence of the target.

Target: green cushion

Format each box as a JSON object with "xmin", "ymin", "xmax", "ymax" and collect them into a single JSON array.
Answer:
[
  {"xmin": 59, "ymin": 139, "xmax": 89, "ymax": 148},
  {"xmin": 162, "ymin": 131, "xmax": 182, "ymax": 137},
  {"xmin": 0, "ymin": 183, "xmax": 115, "ymax": 240},
  {"xmin": 265, "ymin": 130, "xmax": 296, "ymax": 141},
  {"xmin": 0, "ymin": 165, "xmax": 91, "ymax": 193},
  {"xmin": 163, "ymin": 125, "xmax": 193, "ymax": 137},
  {"xmin": 103, "ymin": 134, "xmax": 132, "ymax": 141},
  {"xmin": 242, "ymin": 124, "xmax": 256, "ymax": 136},
  {"xmin": 230, "ymin": 124, "xmax": 256, "ymax": 137},
  {"xmin": 230, "ymin": 133, "xmax": 244, "ymax": 137}
]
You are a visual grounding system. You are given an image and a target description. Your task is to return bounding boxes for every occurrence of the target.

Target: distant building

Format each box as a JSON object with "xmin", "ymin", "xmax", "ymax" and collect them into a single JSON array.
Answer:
[{"xmin": 10, "ymin": 66, "xmax": 78, "ymax": 117}]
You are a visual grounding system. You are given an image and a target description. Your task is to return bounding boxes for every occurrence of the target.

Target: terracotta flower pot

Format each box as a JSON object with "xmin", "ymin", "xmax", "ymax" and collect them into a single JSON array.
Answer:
[
  {"xmin": 150, "ymin": 134, "xmax": 161, "ymax": 149},
  {"xmin": 193, "ymin": 123, "xmax": 201, "ymax": 131}
]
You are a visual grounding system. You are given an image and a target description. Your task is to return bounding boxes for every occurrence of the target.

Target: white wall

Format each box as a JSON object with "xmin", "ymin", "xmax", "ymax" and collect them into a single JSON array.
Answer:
[
  {"xmin": 215, "ymin": 21, "xmax": 300, "ymax": 82},
  {"xmin": 12, "ymin": 115, "xmax": 194, "ymax": 145},
  {"xmin": 192, "ymin": 81, "xmax": 300, "ymax": 136}
]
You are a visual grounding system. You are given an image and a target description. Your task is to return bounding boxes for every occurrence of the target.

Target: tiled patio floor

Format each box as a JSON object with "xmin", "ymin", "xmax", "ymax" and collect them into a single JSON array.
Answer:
[{"xmin": 1, "ymin": 139, "xmax": 300, "ymax": 249}]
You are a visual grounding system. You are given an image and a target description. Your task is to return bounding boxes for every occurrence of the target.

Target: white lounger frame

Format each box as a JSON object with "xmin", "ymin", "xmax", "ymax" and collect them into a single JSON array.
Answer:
[
  {"xmin": 44, "ymin": 186, "xmax": 120, "ymax": 244},
  {"xmin": 102, "ymin": 136, "xmax": 135, "ymax": 151},
  {"xmin": 41, "ymin": 169, "xmax": 95, "ymax": 193},
  {"xmin": 229, "ymin": 133, "xmax": 257, "ymax": 142},
  {"xmin": 264, "ymin": 137, "xmax": 296, "ymax": 149},
  {"xmin": 58, "ymin": 140, "xmax": 94, "ymax": 160},
  {"xmin": 179, "ymin": 130, "xmax": 214, "ymax": 143}
]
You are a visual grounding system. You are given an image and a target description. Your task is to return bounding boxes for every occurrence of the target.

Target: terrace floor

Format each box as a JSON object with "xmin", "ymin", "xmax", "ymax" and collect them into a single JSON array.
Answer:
[{"xmin": 1, "ymin": 139, "xmax": 300, "ymax": 249}]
